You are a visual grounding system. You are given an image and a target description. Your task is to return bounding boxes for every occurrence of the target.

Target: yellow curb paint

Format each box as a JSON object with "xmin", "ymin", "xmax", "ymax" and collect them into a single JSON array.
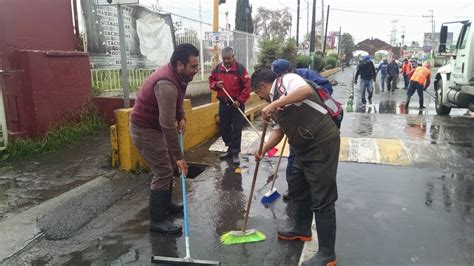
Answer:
[
  {"xmin": 339, "ymin": 137, "xmax": 350, "ymax": 161},
  {"xmin": 112, "ymin": 93, "xmax": 266, "ymax": 172},
  {"xmin": 376, "ymin": 138, "xmax": 412, "ymax": 166}
]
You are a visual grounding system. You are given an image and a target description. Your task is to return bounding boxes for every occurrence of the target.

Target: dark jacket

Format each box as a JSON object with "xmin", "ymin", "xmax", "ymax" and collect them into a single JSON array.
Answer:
[
  {"xmin": 387, "ymin": 62, "xmax": 399, "ymax": 76},
  {"xmin": 377, "ymin": 62, "xmax": 388, "ymax": 76},
  {"xmin": 355, "ymin": 61, "xmax": 376, "ymax": 81}
]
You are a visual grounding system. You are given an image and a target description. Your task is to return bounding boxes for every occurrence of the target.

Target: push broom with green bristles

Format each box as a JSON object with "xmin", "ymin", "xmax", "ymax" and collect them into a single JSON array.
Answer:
[
  {"xmin": 261, "ymin": 136, "xmax": 287, "ymax": 206},
  {"xmin": 220, "ymin": 122, "xmax": 268, "ymax": 245}
]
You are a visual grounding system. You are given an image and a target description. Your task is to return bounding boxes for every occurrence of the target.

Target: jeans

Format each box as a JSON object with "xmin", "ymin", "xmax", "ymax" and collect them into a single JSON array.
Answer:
[
  {"xmin": 381, "ymin": 74, "xmax": 387, "ymax": 90},
  {"xmin": 406, "ymin": 81, "xmax": 424, "ymax": 107},
  {"xmin": 387, "ymin": 75, "xmax": 398, "ymax": 92},
  {"xmin": 403, "ymin": 74, "xmax": 409, "ymax": 89},
  {"xmin": 359, "ymin": 79, "xmax": 373, "ymax": 104}
]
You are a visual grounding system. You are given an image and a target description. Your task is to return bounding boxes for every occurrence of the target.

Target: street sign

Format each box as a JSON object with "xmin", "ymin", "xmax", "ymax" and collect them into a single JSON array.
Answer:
[
  {"xmin": 211, "ymin": 32, "xmax": 220, "ymax": 44},
  {"xmin": 96, "ymin": 0, "xmax": 138, "ymax": 6}
]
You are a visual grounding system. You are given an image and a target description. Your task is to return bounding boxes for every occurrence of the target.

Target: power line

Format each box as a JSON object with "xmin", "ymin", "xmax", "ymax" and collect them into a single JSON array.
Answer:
[{"xmin": 331, "ymin": 8, "xmax": 472, "ymax": 18}]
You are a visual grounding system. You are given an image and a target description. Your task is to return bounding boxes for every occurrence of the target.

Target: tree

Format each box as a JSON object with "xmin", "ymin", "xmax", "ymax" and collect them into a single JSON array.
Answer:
[
  {"xmin": 281, "ymin": 38, "xmax": 298, "ymax": 63},
  {"xmin": 256, "ymin": 37, "xmax": 298, "ymax": 68},
  {"xmin": 340, "ymin": 33, "xmax": 355, "ymax": 64},
  {"xmin": 235, "ymin": 0, "xmax": 253, "ymax": 33},
  {"xmin": 254, "ymin": 7, "xmax": 292, "ymax": 39}
]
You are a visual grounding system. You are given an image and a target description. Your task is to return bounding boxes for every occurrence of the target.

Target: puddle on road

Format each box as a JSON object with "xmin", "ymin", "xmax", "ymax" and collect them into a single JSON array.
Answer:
[
  {"xmin": 52, "ymin": 235, "xmax": 136, "ymax": 265},
  {"xmin": 425, "ymin": 171, "xmax": 474, "ymax": 218}
]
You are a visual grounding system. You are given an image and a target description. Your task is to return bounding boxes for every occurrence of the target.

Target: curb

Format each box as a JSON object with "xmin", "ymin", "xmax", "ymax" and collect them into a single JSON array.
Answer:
[{"xmin": 0, "ymin": 170, "xmax": 147, "ymax": 263}]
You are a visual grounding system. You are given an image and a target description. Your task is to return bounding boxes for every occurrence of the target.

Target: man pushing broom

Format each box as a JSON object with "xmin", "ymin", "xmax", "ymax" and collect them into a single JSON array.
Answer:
[{"xmin": 251, "ymin": 67, "xmax": 340, "ymax": 266}]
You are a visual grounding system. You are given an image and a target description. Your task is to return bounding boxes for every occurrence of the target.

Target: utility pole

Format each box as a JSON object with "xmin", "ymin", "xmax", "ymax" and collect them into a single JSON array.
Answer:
[
  {"xmin": 320, "ymin": 0, "xmax": 324, "ymax": 51},
  {"xmin": 211, "ymin": 0, "xmax": 219, "ymax": 103},
  {"xmin": 423, "ymin": 10, "xmax": 435, "ymax": 64},
  {"xmin": 337, "ymin": 26, "xmax": 342, "ymax": 66},
  {"xmin": 296, "ymin": 0, "xmax": 300, "ymax": 44},
  {"xmin": 390, "ymin": 19, "xmax": 398, "ymax": 47},
  {"xmin": 199, "ymin": 0, "xmax": 204, "ymax": 80},
  {"xmin": 309, "ymin": 0, "xmax": 317, "ymax": 53},
  {"xmin": 225, "ymin": 11, "xmax": 230, "ymax": 47},
  {"xmin": 401, "ymin": 26, "xmax": 406, "ymax": 47},
  {"xmin": 246, "ymin": 6, "xmax": 250, "ymax": 69},
  {"xmin": 322, "ymin": 5, "xmax": 330, "ymax": 55},
  {"xmin": 117, "ymin": 4, "xmax": 130, "ymax": 108},
  {"xmin": 306, "ymin": 0, "xmax": 310, "ymax": 38}
]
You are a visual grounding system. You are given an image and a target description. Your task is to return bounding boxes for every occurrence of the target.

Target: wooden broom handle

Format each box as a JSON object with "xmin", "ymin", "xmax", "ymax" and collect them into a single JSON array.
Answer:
[
  {"xmin": 270, "ymin": 136, "xmax": 287, "ymax": 191},
  {"xmin": 242, "ymin": 121, "xmax": 267, "ymax": 232}
]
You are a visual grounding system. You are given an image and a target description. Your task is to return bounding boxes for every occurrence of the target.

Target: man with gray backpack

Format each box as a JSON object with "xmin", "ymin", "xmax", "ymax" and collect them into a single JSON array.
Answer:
[
  {"xmin": 252, "ymin": 67, "xmax": 340, "ymax": 266},
  {"xmin": 271, "ymin": 59, "xmax": 343, "ymax": 201}
]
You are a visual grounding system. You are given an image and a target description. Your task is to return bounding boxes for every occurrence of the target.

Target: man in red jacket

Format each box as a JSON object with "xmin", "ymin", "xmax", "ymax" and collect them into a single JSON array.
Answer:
[{"xmin": 209, "ymin": 47, "xmax": 250, "ymax": 166}]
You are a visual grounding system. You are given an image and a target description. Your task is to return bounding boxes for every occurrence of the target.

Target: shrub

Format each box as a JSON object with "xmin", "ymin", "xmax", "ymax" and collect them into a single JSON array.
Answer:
[
  {"xmin": 313, "ymin": 54, "xmax": 325, "ymax": 72},
  {"xmin": 296, "ymin": 54, "xmax": 311, "ymax": 68},
  {"xmin": 325, "ymin": 56, "xmax": 337, "ymax": 69}
]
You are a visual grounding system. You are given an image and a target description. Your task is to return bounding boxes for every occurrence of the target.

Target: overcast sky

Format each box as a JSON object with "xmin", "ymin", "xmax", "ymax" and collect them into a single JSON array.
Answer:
[{"xmin": 142, "ymin": 0, "xmax": 473, "ymax": 45}]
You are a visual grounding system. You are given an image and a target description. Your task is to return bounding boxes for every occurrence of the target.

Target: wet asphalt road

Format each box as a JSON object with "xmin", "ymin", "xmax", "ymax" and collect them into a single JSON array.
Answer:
[
  {"xmin": 6, "ymin": 158, "xmax": 473, "ymax": 265},
  {"xmin": 3, "ymin": 67, "xmax": 474, "ymax": 265}
]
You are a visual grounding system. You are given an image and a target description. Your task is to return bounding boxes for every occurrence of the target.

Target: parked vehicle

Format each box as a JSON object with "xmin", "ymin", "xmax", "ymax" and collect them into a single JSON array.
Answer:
[{"xmin": 434, "ymin": 19, "xmax": 474, "ymax": 115}]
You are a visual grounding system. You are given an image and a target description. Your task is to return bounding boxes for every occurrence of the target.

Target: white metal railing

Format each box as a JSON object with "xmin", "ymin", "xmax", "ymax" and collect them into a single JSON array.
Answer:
[
  {"xmin": 0, "ymin": 73, "xmax": 8, "ymax": 151},
  {"xmin": 91, "ymin": 68, "xmax": 154, "ymax": 94}
]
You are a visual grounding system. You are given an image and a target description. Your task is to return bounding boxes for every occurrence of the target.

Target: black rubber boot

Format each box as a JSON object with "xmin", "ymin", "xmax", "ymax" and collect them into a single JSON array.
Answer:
[
  {"xmin": 167, "ymin": 180, "xmax": 183, "ymax": 214},
  {"xmin": 278, "ymin": 200, "xmax": 313, "ymax": 241},
  {"xmin": 149, "ymin": 190, "xmax": 182, "ymax": 234},
  {"xmin": 302, "ymin": 208, "xmax": 337, "ymax": 266}
]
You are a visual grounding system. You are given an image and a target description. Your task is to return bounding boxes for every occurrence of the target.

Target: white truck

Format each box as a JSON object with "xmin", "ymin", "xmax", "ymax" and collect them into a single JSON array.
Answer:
[{"xmin": 434, "ymin": 19, "xmax": 474, "ymax": 115}]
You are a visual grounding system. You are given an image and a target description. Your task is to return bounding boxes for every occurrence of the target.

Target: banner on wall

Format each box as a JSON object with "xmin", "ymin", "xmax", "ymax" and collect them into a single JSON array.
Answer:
[{"xmin": 81, "ymin": 1, "xmax": 175, "ymax": 69}]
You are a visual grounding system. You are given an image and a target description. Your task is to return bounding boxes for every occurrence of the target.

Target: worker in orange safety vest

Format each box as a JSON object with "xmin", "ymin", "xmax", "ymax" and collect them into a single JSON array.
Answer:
[
  {"xmin": 405, "ymin": 63, "xmax": 431, "ymax": 109},
  {"xmin": 401, "ymin": 59, "xmax": 413, "ymax": 89}
]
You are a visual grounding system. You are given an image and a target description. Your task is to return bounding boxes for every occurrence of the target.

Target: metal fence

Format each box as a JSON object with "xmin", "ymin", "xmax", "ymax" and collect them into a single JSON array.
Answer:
[
  {"xmin": 91, "ymin": 69, "xmax": 154, "ymax": 94},
  {"xmin": 172, "ymin": 13, "xmax": 260, "ymax": 80},
  {"xmin": 90, "ymin": 11, "xmax": 260, "ymax": 94},
  {"xmin": 0, "ymin": 75, "xmax": 8, "ymax": 150}
]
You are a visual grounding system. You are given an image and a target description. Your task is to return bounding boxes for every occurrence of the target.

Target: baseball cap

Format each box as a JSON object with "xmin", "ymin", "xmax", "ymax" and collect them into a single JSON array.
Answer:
[{"xmin": 271, "ymin": 59, "xmax": 291, "ymax": 75}]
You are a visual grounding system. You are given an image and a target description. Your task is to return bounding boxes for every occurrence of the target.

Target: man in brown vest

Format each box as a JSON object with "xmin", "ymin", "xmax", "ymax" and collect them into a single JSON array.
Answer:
[
  {"xmin": 252, "ymin": 68, "xmax": 340, "ymax": 266},
  {"xmin": 129, "ymin": 44, "xmax": 199, "ymax": 234}
]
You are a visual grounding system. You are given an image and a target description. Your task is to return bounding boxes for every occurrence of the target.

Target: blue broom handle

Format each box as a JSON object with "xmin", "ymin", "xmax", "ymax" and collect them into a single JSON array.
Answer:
[{"xmin": 179, "ymin": 131, "xmax": 191, "ymax": 258}]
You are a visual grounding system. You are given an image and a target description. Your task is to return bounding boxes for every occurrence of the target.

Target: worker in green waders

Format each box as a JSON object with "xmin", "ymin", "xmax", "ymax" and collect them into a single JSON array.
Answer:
[{"xmin": 252, "ymin": 67, "xmax": 340, "ymax": 266}]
